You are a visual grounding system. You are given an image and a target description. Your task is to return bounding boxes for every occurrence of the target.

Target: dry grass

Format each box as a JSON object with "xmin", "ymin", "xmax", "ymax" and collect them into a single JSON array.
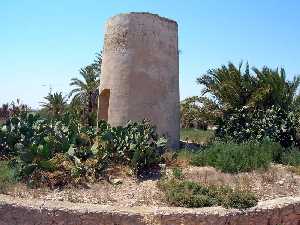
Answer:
[
  {"xmin": 0, "ymin": 161, "xmax": 16, "ymax": 194},
  {"xmin": 106, "ymin": 164, "xmax": 133, "ymax": 178},
  {"xmin": 3, "ymin": 163, "xmax": 300, "ymax": 206},
  {"xmin": 288, "ymin": 165, "xmax": 300, "ymax": 176},
  {"xmin": 161, "ymin": 149, "xmax": 197, "ymax": 168},
  {"xmin": 183, "ymin": 164, "xmax": 300, "ymax": 200},
  {"xmin": 6, "ymin": 176, "xmax": 166, "ymax": 207}
]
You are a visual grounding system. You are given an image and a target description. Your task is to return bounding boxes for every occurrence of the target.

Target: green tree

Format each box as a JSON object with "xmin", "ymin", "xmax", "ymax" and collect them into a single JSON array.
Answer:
[
  {"xmin": 67, "ymin": 95, "xmax": 85, "ymax": 122},
  {"xmin": 40, "ymin": 92, "xmax": 67, "ymax": 118},
  {"xmin": 197, "ymin": 62, "xmax": 300, "ymax": 146},
  {"xmin": 69, "ymin": 53, "xmax": 102, "ymax": 125},
  {"xmin": 0, "ymin": 104, "xmax": 9, "ymax": 122},
  {"xmin": 180, "ymin": 96, "xmax": 220, "ymax": 128},
  {"xmin": 250, "ymin": 67, "xmax": 300, "ymax": 109},
  {"xmin": 197, "ymin": 62, "xmax": 300, "ymax": 111},
  {"xmin": 91, "ymin": 52, "xmax": 102, "ymax": 77},
  {"xmin": 69, "ymin": 65, "xmax": 99, "ymax": 123},
  {"xmin": 197, "ymin": 62, "xmax": 257, "ymax": 110}
]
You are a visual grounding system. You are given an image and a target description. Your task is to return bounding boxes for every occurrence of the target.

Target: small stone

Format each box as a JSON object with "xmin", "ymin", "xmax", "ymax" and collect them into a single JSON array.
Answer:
[
  {"xmin": 57, "ymin": 197, "xmax": 64, "ymax": 201},
  {"xmin": 110, "ymin": 178, "xmax": 123, "ymax": 185}
]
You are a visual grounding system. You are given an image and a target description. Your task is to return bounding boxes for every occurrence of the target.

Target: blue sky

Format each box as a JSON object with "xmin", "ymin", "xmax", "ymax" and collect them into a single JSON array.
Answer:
[{"xmin": 1, "ymin": 0, "xmax": 300, "ymax": 108}]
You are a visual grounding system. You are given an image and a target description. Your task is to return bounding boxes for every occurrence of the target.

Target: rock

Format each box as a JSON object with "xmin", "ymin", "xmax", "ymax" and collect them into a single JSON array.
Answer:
[
  {"xmin": 110, "ymin": 178, "xmax": 123, "ymax": 185},
  {"xmin": 278, "ymin": 180, "xmax": 285, "ymax": 186}
]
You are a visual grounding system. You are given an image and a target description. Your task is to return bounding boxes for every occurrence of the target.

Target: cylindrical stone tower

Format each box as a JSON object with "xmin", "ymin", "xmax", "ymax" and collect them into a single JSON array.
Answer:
[{"xmin": 99, "ymin": 12, "xmax": 180, "ymax": 149}]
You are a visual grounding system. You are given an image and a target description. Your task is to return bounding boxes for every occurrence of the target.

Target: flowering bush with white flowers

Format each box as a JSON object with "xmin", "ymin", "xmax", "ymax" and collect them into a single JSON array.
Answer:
[{"xmin": 216, "ymin": 105, "xmax": 299, "ymax": 148}]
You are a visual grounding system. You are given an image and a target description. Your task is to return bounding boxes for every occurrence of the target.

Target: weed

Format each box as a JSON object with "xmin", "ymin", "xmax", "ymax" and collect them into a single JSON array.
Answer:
[
  {"xmin": 190, "ymin": 140, "xmax": 278, "ymax": 173},
  {"xmin": 180, "ymin": 129, "xmax": 214, "ymax": 144},
  {"xmin": 172, "ymin": 167, "xmax": 184, "ymax": 179},
  {"xmin": 288, "ymin": 166, "xmax": 300, "ymax": 176},
  {"xmin": 281, "ymin": 148, "xmax": 300, "ymax": 166},
  {"xmin": 0, "ymin": 161, "xmax": 16, "ymax": 193},
  {"xmin": 158, "ymin": 179, "xmax": 257, "ymax": 209}
]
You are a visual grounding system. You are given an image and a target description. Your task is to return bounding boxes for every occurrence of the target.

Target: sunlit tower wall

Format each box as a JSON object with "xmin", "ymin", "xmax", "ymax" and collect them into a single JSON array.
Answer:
[{"xmin": 98, "ymin": 12, "xmax": 180, "ymax": 149}]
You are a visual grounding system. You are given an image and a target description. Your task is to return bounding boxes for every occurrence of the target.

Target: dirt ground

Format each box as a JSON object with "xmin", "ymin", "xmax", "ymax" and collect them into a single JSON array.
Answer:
[{"xmin": 4, "ymin": 164, "xmax": 300, "ymax": 207}]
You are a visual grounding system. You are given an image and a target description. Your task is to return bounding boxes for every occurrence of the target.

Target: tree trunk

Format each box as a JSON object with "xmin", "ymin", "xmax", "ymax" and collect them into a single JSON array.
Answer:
[{"xmin": 88, "ymin": 92, "xmax": 93, "ymax": 126}]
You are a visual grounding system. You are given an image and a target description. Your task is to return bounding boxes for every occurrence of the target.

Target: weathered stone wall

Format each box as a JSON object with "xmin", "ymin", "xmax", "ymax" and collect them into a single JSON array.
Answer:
[
  {"xmin": 99, "ymin": 12, "xmax": 180, "ymax": 148},
  {"xmin": 1, "ymin": 194, "xmax": 300, "ymax": 225}
]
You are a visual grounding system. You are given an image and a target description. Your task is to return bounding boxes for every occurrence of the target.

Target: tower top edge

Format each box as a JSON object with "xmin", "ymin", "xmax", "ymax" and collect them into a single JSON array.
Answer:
[{"xmin": 108, "ymin": 12, "xmax": 178, "ymax": 26}]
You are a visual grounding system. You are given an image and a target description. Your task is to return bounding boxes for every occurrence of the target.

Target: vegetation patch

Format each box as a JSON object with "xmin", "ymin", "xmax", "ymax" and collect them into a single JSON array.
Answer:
[
  {"xmin": 281, "ymin": 148, "xmax": 300, "ymax": 166},
  {"xmin": 288, "ymin": 166, "xmax": 300, "ymax": 176},
  {"xmin": 158, "ymin": 179, "xmax": 258, "ymax": 209},
  {"xmin": 0, "ymin": 109, "xmax": 167, "ymax": 188},
  {"xmin": 190, "ymin": 140, "xmax": 281, "ymax": 173},
  {"xmin": 180, "ymin": 128, "xmax": 214, "ymax": 144},
  {"xmin": 217, "ymin": 106, "xmax": 298, "ymax": 148},
  {"xmin": 0, "ymin": 161, "xmax": 16, "ymax": 193},
  {"xmin": 172, "ymin": 167, "xmax": 184, "ymax": 179},
  {"xmin": 1, "ymin": 60, "xmax": 300, "ymax": 210},
  {"xmin": 195, "ymin": 62, "xmax": 300, "ymax": 147}
]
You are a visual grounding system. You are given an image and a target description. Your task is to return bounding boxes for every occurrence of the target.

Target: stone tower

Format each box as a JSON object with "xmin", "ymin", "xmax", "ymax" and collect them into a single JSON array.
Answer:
[{"xmin": 98, "ymin": 12, "xmax": 180, "ymax": 149}]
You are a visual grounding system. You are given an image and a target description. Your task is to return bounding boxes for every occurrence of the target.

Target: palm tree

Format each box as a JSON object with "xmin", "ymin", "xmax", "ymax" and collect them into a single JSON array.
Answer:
[
  {"xmin": 69, "ymin": 65, "xmax": 100, "ymax": 114},
  {"xmin": 197, "ymin": 62, "xmax": 257, "ymax": 110},
  {"xmin": 197, "ymin": 62, "xmax": 300, "ymax": 110},
  {"xmin": 68, "ymin": 94, "xmax": 85, "ymax": 121},
  {"xmin": 68, "ymin": 53, "xmax": 102, "ymax": 126},
  {"xmin": 40, "ymin": 92, "xmax": 67, "ymax": 118},
  {"xmin": 251, "ymin": 67, "xmax": 300, "ymax": 109},
  {"xmin": 91, "ymin": 52, "xmax": 102, "ymax": 77}
]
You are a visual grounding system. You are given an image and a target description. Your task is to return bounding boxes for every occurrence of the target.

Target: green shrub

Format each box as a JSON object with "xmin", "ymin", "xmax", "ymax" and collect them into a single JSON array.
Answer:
[
  {"xmin": 25, "ymin": 119, "xmax": 166, "ymax": 184},
  {"xmin": 175, "ymin": 149, "xmax": 196, "ymax": 164},
  {"xmin": 172, "ymin": 167, "xmax": 183, "ymax": 179},
  {"xmin": 0, "ymin": 161, "xmax": 16, "ymax": 193},
  {"xmin": 158, "ymin": 179, "xmax": 216, "ymax": 207},
  {"xmin": 0, "ymin": 112, "xmax": 39, "ymax": 158},
  {"xmin": 0, "ymin": 129, "xmax": 10, "ymax": 159},
  {"xmin": 222, "ymin": 189, "xmax": 258, "ymax": 209},
  {"xmin": 0, "ymin": 111, "xmax": 81, "ymax": 161},
  {"xmin": 0, "ymin": 110, "xmax": 167, "ymax": 187},
  {"xmin": 281, "ymin": 148, "xmax": 300, "ymax": 166},
  {"xmin": 74, "ymin": 146, "xmax": 93, "ymax": 161},
  {"xmin": 217, "ymin": 106, "xmax": 298, "ymax": 148},
  {"xmin": 98, "ymin": 120, "xmax": 167, "ymax": 176},
  {"xmin": 180, "ymin": 128, "xmax": 215, "ymax": 144},
  {"xmin": 158, "ymin": 179, "xmax": 257, "ymax": 209},
  {"xmin": 191, "ymin": 140, "xmax": 280, "ymax": 173}
]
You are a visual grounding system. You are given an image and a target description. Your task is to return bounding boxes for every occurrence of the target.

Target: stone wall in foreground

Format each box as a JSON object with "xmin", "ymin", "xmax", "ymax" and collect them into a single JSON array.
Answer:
[{"xmin": 1, "ymin": 194, "xmax": 300, "ymax": 225}]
